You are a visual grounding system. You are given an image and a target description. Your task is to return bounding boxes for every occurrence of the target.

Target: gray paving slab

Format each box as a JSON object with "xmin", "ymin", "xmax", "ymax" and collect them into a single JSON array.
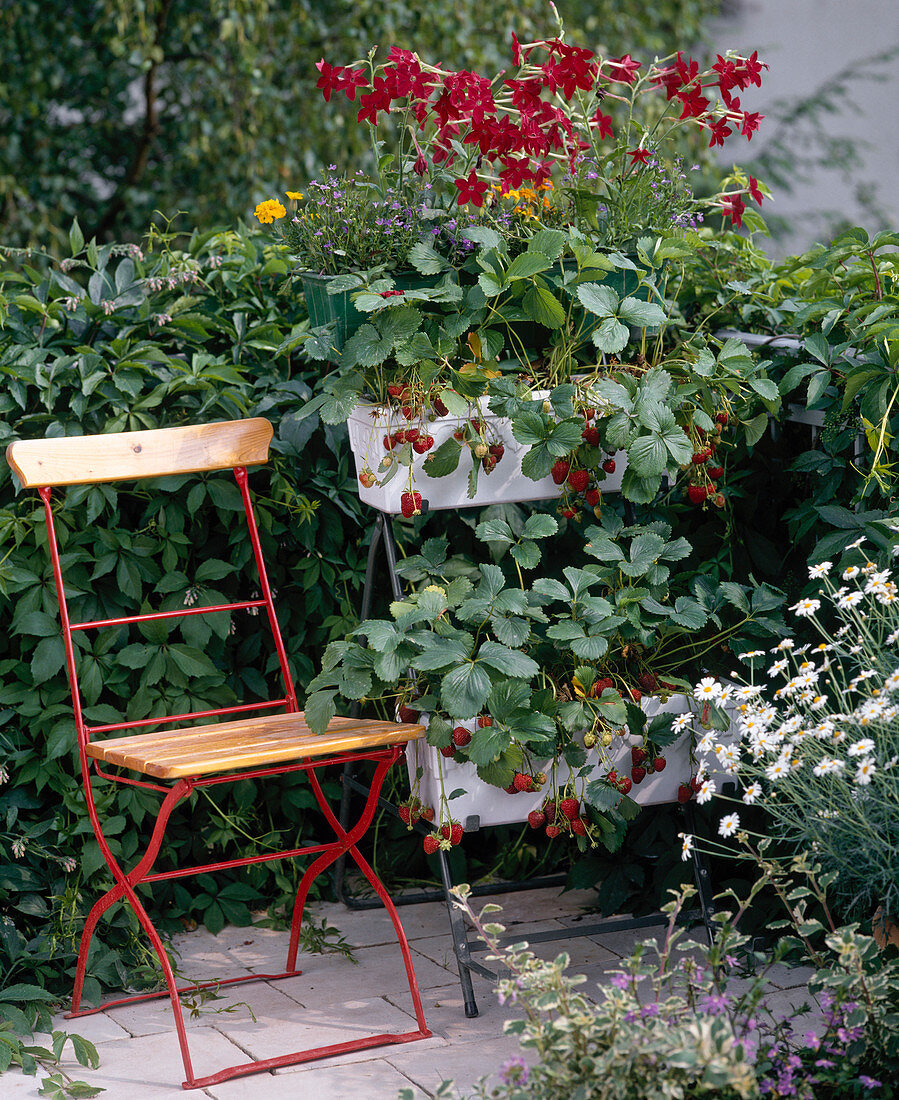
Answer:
[
  {"xmin": 49, "ymin": 1009, "xmax": 132, "ymax": 1044},
  {"xmin": 57, "ymin": 1027, "xmax": 239, "ymax": 1097},
  {"xmin": 386, "ymin": 1032, "xmax": 533, "ymax": 1098},
  {"xmin": 311, "ymin": 897, "xmax": 457, "ymax": 947},
  {"xmin": 386, "ymin": 978, "xmax": 509, "ymax": 1044},
  {"xmin": 208, "ymin": 1058, "xmax": 422, "ymax": 1099},
  {"xmin": 0, "ymin": 1069, "xmax": 54, "ymax": 1098}
]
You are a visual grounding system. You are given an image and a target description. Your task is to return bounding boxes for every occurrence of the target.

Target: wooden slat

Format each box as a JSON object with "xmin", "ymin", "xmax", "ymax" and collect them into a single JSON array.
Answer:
[
  {"xmin": 6, "ymin": 419, "xmax": 273, "ymax": 488},
  {"xmin": 85, "ymin": 712, "xmax": 425, "ymax": 779}
]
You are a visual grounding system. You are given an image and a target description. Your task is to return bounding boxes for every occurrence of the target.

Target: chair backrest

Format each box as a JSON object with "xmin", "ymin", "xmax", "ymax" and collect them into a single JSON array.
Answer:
[
  {"xmin": 5, "ymin": 418, "xmax": 298, "ymax": 757},
  {"xmin": 6, "ymin": 419, "xmax": 273, "ymax": 487}
]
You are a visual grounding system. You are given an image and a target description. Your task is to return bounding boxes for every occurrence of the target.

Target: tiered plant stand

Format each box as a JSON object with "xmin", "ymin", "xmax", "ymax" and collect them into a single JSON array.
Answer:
[{"xmin": 334, "ymin": 504, "xmax": 720, "ymax": 1018}]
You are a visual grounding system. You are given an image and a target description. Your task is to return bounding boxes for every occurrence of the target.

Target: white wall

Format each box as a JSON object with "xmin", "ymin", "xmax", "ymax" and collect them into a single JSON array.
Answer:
[{"xmin": 709, "ymin": 0, "xmax": 899, "ymax": 254}]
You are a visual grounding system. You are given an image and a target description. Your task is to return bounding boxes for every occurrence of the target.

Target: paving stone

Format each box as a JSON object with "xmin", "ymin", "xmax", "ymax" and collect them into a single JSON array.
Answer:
[
  {"xmin": 0, "ymin": 1069, "xmax": 54, "ymax": 1098},
  {"xmin": 58, "ymin": 1027, "xmax": 240, "ymax": 1097},
  {"xmin": 311, "ymin": 897, "xmax": 456, "ymax": 947},
  {"xmin": 265, "ymin": 942, "xmax": 454, "ymax": 1008},
  {"xmin": 103, "ymin": 976, "xmax": 280, "ymax": 1038},
  {"xmin": 208, "ymin": 1058, "xmax": 421, "ymax": 1100},
  {"xmin": 49, "ymin": 1009, "xmax": 132, "ymax": 1044},
  {"xmin": 387, "ymin": 1033, "xmax": 533, "ymax": 1097},
  {"xmin": 386, "ymin": 978, "xmax": 510, "ymax": 1044},
  {"xmin": 764, "ymin": 963, "xmax": 817, "ymax": 989}
]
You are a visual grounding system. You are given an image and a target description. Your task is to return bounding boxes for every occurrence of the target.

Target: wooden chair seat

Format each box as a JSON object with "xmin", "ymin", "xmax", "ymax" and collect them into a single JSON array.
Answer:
[{"xmin": 86, "ymin": 712, "xmax": 425, "ymax": 779}]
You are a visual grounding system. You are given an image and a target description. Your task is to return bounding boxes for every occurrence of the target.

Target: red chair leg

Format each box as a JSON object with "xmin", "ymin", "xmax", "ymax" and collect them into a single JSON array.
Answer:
[{"xmin": 286, "ymin": 756, "xmax": 430, "ymax": 1037}]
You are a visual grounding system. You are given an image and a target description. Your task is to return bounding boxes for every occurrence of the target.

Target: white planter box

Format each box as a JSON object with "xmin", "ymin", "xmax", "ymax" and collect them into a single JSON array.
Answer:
[
  {"xmin": 347, "ymin": 401, "xmax": 625, "ymax": 514},
  {"xmin": 405, "ymin": 693, "xmax": 736, "ymax": 829}
]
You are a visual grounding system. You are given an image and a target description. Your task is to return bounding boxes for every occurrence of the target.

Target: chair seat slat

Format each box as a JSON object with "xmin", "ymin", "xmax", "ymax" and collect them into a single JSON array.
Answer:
[{"xmin": 86, "ymin": 712, "xmax": 425, "ymax": 779}]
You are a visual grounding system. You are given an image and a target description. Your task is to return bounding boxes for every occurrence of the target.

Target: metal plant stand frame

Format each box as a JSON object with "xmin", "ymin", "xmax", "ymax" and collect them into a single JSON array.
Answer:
[{"xmin": 335, "ymin": 510, "xmax": 718, "ymax": 1018}]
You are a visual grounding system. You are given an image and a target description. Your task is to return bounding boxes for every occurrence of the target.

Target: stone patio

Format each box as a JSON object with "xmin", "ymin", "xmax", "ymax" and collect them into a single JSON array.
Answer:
[{"xmin": 3, "ymin": 886, "xmax": 817, "ymax": 1099}]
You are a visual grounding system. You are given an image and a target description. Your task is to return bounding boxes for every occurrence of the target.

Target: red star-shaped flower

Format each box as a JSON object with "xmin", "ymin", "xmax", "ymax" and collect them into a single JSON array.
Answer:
[
  {"xmin": 748, "ymin": 176, "xmax": 764, "ymax": 205},
  {"xmin": 591, "ymin": 110, "xmax": 613, "ymax": 139},
  {"xmin": 315, "ymin": 60, "xmax": 345, "ymax": 103},
  {"xmin": 720, "ymin": 193, "xmax": 746, "ymax": 228},
  {"xmin": 626, "ymin": 147, "xmax": 651, "ymax": 166},
  {"xmin": 606, "ymin": 54, "xmax": 641, "ymax": 85},
  {"xmin": 454, "ymin": 169, "xmax": 489, "ymax": 207}
]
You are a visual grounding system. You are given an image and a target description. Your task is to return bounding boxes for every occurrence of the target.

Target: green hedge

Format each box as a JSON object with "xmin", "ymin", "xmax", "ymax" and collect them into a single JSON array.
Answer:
[{"xmin": 0, "ymin": 226, "xmax": 373, "ymax": 1005}]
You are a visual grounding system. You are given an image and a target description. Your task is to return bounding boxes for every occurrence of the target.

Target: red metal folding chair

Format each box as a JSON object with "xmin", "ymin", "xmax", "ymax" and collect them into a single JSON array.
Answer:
[{"xmin": 6, "ymin": 418, "xmax": 431, "ymax": 1090}]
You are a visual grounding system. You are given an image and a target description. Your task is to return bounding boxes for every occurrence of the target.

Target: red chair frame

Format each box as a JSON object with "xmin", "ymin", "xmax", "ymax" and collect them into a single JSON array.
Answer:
[{"xmin": 6, "ymin": 420, "xmax": 431, "ymax": 1090}]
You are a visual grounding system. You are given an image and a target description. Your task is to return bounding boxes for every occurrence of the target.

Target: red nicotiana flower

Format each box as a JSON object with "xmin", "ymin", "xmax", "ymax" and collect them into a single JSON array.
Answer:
[
  {"xmin": 675, "ymin": 53, "xmax": 700, "ymax": 87},
  {"xmin": 707, "ymin": 118, "xmax": 733, "ymax": 148},
  {"xmin": 499, "ymin": 156, "xmax": 533, "ymax": 192},
  {"xmin": 627, "ymin": 147, "xmax": 651, "ymax": 166},
  {"xmin": 741, "ymin": 111, "xmax": 764, "ymax": 140},
  {"xmin": 337, "ymin": 68, "xmax": 368, "ymax": 102},
  {"xmin": 720, "ymin": 193, "xmax": 746, "ymax": 227},
  {"xmin": 540, "ymin": 41, "xmax": 598, "ymax": 99},
  {"xmin": 511, "ymin": 31, "xmax": 522, "ymax": 66},
  {"xmin": 315, "ymin": 60, "xmax": 345, "ymax": 102},
  {"xmin": 733, "ymin": 50, "xmax": 767, "ymax": 89},
  {"xmin": 748, "ymin": 176, "xmax": 764, "ymax": 205},
  {"xmin": 357, "ymin": 77, "xmax": 392, "ymax": 125},
  {"xmin": 651, "ymin": 64, "xmax": 683, "ymax": 101},
  {"xmin": 678, "ymin": 87, "xmax": 710, "ymax": 121},
  {"xmin": 591, "ymin": 110, "xmax": 614, "ymax": 139},
  {"xmin": 606, "ymin": 54, "xmax": 641, "ymax": 85},
  {"xmin": 454, "ymin": 169, "xmax": 489, "ymax": 207}
]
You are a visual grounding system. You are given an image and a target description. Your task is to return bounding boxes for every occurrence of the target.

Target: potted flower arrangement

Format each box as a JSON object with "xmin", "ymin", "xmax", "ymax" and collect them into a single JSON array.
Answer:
[
  {"xmin": 255, "ymin": 15, "xmax": 773, "ymax": 514},
  {"xmin": 304, "ymin": 511, "xmax": 785, "ymax": 850}
]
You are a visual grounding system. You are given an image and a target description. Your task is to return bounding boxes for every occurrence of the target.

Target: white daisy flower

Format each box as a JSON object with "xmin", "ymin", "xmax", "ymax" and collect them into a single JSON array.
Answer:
[
  {"xmin": 837, "ymin": 590, "xmax": 865, "ymax": 610},
  {"xmin": 718, "ymin": 813, "xmax": 740, "ymax": 838},
  {"xmin": 742, "ymin": 782, "xmax": 762, "ymax": 804},
  {"xmin": 696, "ymin": 779, "xmax": 716, "ymax": 805},
  {"xmin": 766, "ymin": 758, "xmax": 789, "ymax": 781},
  {"xmin": 671, "ymin": 712, "xmax": 693, "ymax": 733},
  {"xmin": 773, "ymin": 638, "xmax": 795, "ymax": 651},
  {"xmin": 809, "ymin": 695, "xmax": 828, "ymax": 710},
  {"xmin": 694, "ymin": 677, "xmax": 723, "ymax": 701},
  {"xmin": 846, "ymin": 536, "xmax": 867, "ymax": 550},
  {"xmin": 848, "ymin": 738, "xmax": 876, "ymax": 757},
  {"xmin": 790, "ymin": 597, "xmax": 821, "ymax": 618},
  {"xmin": 855, "ymin": 758, "xmax": 876, "ymax": 786},
  {"xmin": 842, "ymin": 565, "xmax": 860, "ymax": 580},
  {"xmin": 883, "ymin": 670, "xmax": 899, "ymax": 692},
  {"xmin": 812, "ymin": 757, "xmax": 844, "ymax": 777},
  {"xmin": 696, "ymin": 732, "xmax": 718, "ymax": 755},
  {"xmin": 739, "ymin": 650, "xmax": 765, "ymax": 659},
  {"xmin": 808, "ymin": 561, "xmax": 832, "ymax": 578},
  {"xmin": 680, "ymin": 833, "xmax": 694, "ymax": 861},
  {"xmin": 768, "ymin": 659, "xmax": 788, "ymax": 677}
]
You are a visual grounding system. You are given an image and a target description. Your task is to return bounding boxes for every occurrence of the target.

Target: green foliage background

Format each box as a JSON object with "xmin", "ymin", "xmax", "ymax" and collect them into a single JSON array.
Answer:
[{"xmin": 1, "ymin": 0, "xmax": 721, "ymax": 249}]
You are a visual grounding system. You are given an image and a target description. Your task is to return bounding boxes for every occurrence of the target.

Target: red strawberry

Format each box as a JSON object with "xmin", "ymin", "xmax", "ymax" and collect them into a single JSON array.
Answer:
[
  {"xmin": 639, "ymin": 672, "xmax": 659, "ymax": 693},
  {"xmin": 400, "ymin": 491, "xmax": 422, "ymax": 518},
  {"xmin": 482, "ymin": 455, "xmax": 498, "ymax": 473},
  {"xmin": 602, "ymin": 458, "xmax": 616, "ymax": 475},
  {"xmin": 398, "ymin": 705, "xmax": 420, "ymax": 724},
  {"xmin": 387, "ymin": 383, "xmax": 403, "ymax": 399},
  {"xmin": 453, "ymin": 429, "xmax": 465, "ymax": 442},
  {"xmin": 545, "ymin": 824, "xmax": 561, "ymax": 839},
  {"xmin": 470, "ymin": 418, "xmax": 483, "ymax": 432},
  {"xmin": 561, "ymin": 507, "xmax": 579, "ymax": 519},
  {"xmin": 715, "ymin": 411, "xmax": 728, "ymax": 426},
  {"xmin": 551, "ymin": 459, "xmax": 571, "ymax": 485},
  {"xmin": 581, "ymin": 426, "xmax": 600, "ymax": 446},
  {"xmin": 632, "ymin": 746, "xmax": 647, "ymax": 766},
  {"xmin": 629, "ymin": 687, "xmax": 642, "ymax": 703},
  {"xmin": 450, "ymin": 823, "xmax": 463, "ymax": 846},
  {"xmin": 597, "ymin": 677, "xmax": 614, "ymax": 692},
  {"xmin": 503, "ymin": 783, "xmax": 517, "ymax": 794},
  {"xmin": 409, "ymin": 806, "xmax": 420, "ymax": 824},
  {"xmin": 528, "ymin": 810, "xmax": 546, "ymax": 829},
  {"xmin": 691, "ymin": 451, "xmax": 708, "ymax": 465},
  {"xmin": 384, "ymin": 434, "xmax": 396, "ymax": 450},
  {"xmin": 559, "ymin": 797, "xmax": 579, "ymax": 821},
  {"xmin": 398, "ymin": 804, "xmax": 412, "ymax": 824},
  {"xmin": 568, "ymin": 469, "xmax": 590, "ymax": 493},
  {"xmin": 423, "ymin": 834, "xmax": 439, "ymax": 855},
  {"xmin": 405, "ymin": 428, "xmax": 420, "ymax": 442},
  {"xmin": 421, "ymin": 805, "xmax": 435, "ymax": 822},
  {"xmin": 359, "ymin": 469, "xmax": 376, "ymax": 488},
  {"xmin": 631, "ymin": 765, "xmax": 647, "ymax": 784},
  {"xmin": 433, "ymin": 397, "xmax": 448, "ymax": 416},
  {"xmin": 452, "ymin": 726, "xmax": 472, "ymax": 746},
  {"xmin": 488, "ymin": 443, "xmax": 504, "ymax": 460},
  {"xmin": 618, "ymin": 776, "xmax": 633, "ymax": 795},
  {"xmin": 712, "ymin": 492, "xmax": 726, "ymax": 508},
  {"xmin": 585, "ymin": 488, "xmax": 600, "ymax": 507},
  {"xmin": 542, "ymin": 800, "xmax": 557, "ymax": 821},
  {"xmin": 690, "ymin": 776, "xmax": 702, "ymax": 793},
  {"xmin": 708, "ymin": 465, "xmax": 724, "ymax": 479},
  {"xmin": 440, "ymin": 745, "xmax": 456, "ymax": 758},
  {"xmin": 584, "ymin": 407, "xmax": 595, "ymax": 420},
  {"xmin": 512, "ymin": 772, "xmax": 532, "ymax": 793},
  {"xmin": 571, "ymin": 818, "xmax": 587, "ymax": 836},
  {"xmin": 477, "ymin": 715, "xmax": 493, "ymax": 728},
  {"xmin": 678, "ymin": 783, "xmax": 693, "ymax": 803},
  {"xmin": 401, "ymin": 405, "xmax": 413, "ymax": 420},
  {"xmin": 440, "ymin": 823, "xmax": 452, "ymax": 840},
  {"xmin": 687, "ymin": 484, "xmax": 707, "ymax": 505},
  {"xmin": 653, "ymin": 756, "xmax": 667, "ymax": 772}
]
